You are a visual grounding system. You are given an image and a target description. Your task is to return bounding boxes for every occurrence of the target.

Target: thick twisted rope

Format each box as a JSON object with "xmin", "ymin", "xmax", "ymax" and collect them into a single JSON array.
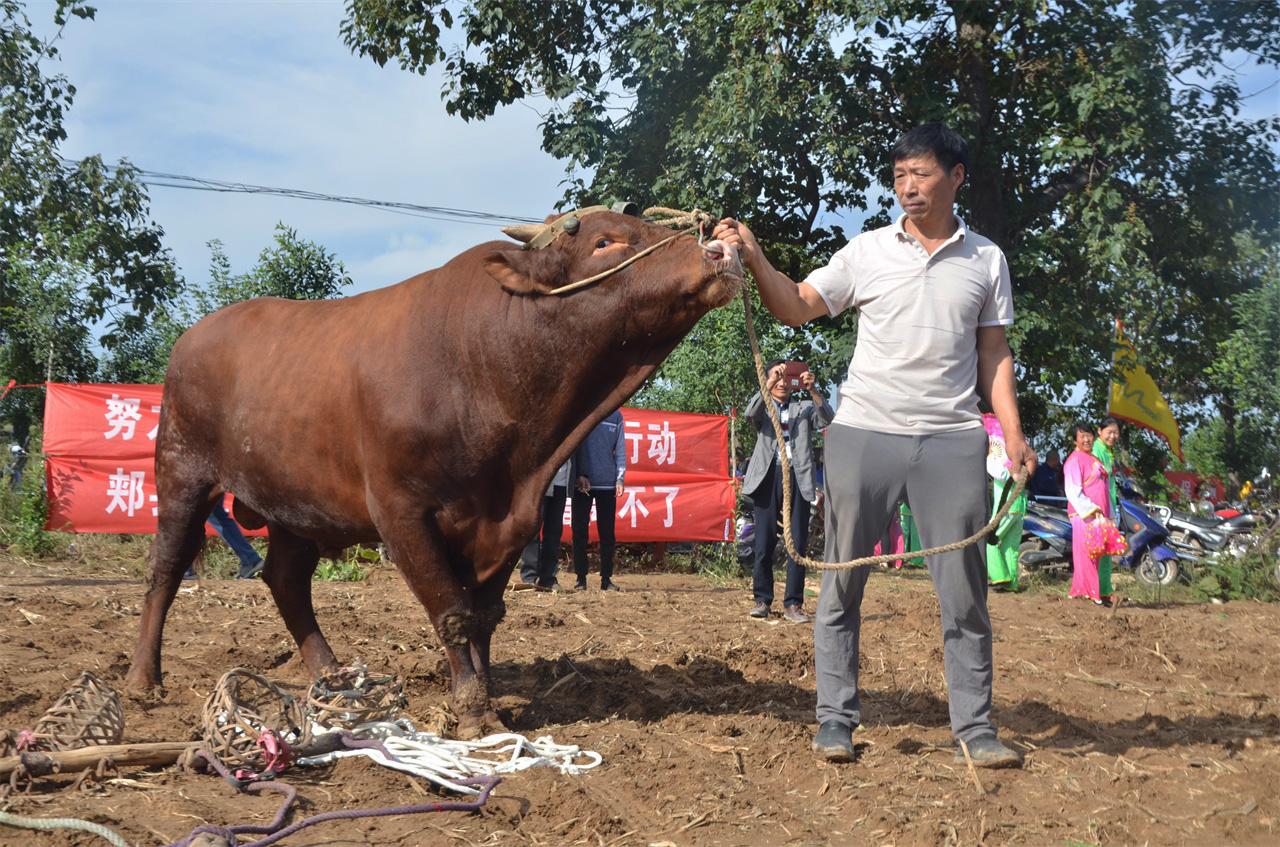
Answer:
[
  {"xmin": 0, "ymin": 810, "xmax": 130, "ymax": 847},
  {"xmin": 544, "ymin": 208, "xmax": 713, "ymax": 295},
  {"xmin": 739, "ymin": 284, "xmax": 1027, "ymax": 570}
]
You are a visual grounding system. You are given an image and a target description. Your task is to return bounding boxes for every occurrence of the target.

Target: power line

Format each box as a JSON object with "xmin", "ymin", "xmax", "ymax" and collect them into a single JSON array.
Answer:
[{"xmin": 60, "ymin": 158, "xmax": 544, "ymax": 227}]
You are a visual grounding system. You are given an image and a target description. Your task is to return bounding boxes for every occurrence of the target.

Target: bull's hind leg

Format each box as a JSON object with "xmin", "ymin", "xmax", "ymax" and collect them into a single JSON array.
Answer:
[
  {"xmin": 126, "ymin": 480, "xmax": 215, "ymax": 691},
  {"xmin": 260, "ymin": 525, "xmax": 339, "ymax": 676}
]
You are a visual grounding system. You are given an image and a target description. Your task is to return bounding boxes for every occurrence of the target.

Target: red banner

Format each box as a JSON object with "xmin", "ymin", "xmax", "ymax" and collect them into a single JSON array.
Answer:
[{"xmin": 43, "ymin": 384, "xmax": 734, "ymax": 542}]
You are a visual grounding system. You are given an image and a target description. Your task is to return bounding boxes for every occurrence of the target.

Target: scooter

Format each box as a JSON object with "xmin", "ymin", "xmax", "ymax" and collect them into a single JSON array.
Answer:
[
  {"xmin": 1022, "ymin": 491, "xmax": 1182, "ymax": 586},
  {"xmin": 1018, "ymin": 499, "xmax": 1073, "ymax": 572},
  {"xmin": 1115, "ymin": 497, "xmax": 1183, "ymax": 586}
]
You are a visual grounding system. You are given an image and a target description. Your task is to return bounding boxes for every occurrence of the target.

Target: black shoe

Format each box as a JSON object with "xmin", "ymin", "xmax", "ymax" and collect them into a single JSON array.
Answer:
[
  {"xmin": 956, "ymin": 735, "xmax": 1022, "ymax": 768},
  {"xmin": 574, "ymin": 580, "xmax": 587, "ymax": 591},
  {"xmin": 600, "ymin": 581, "xmax": 621, "ymax": 592},
  {"xmin": 812, "ymin": 720, "xmax": 856, "ymax": 762},
  {"xmin": 748, "ymin": 602, "xmax": 770, "ymax": 619},
  {"xmin": 236, "ymin": 560, "xmax": 264, "ymax": 580},
  {"xmin": 182, "ymin": 567, "xmax": 197, "ymax": 581}
]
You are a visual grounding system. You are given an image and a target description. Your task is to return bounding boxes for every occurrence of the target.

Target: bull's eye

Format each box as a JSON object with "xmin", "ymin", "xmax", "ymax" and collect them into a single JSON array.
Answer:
[{"xmin": 595, "ymin": 238, "xmax": 612, "ymax": 249}]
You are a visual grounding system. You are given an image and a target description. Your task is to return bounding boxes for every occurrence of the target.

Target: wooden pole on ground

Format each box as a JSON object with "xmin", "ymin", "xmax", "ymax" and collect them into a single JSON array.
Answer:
[{"xmin": 0, "ymin": 741, "xmax": 200, "ymax": 778}]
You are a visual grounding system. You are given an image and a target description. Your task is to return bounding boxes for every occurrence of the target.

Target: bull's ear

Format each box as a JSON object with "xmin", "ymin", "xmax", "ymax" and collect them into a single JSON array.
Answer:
[{"xmin": 483, "ymin": 249, "xmax": 567, "ymax": 296}]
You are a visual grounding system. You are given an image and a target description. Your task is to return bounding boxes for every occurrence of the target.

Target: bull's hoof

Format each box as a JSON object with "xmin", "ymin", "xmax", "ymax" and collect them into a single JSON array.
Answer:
[
  {"xmin": 124, "ymin": 667, "xmax": 161, "ymax": 694},
  {"xmin": 455, "ymin": 709, "xmax": 507, "ymax": 740},
  {"xmin": 455, "ymin": 714, "xmax": 486, "ymax": 741}
]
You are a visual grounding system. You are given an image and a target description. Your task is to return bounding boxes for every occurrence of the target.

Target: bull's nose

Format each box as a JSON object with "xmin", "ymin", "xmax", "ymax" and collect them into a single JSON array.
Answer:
[{"xmin": 701, "ymin": 239, "xmax": 739, "ymax": 264}]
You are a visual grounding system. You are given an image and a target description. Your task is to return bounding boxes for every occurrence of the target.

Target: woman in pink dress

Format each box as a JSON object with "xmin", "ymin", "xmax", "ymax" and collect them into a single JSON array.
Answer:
[{"xmin": 1063, "ymin": 422, "xmax": 1113, "ymax": 605}]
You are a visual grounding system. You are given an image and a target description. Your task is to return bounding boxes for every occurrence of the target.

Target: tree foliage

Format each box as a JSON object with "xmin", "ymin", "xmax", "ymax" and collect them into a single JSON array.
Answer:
[
  {"xmin": 1, "ymin": 0, "xmax": 178, "ymax": 444},
  {"xmin": 342, "ymin": 0, "xmax": 1280, "ymax": 453}
]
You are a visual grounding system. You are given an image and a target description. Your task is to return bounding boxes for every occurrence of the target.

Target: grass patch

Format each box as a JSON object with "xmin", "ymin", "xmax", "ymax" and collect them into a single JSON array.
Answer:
[{"xmin": 315, "ymin": 545, "xmax": 380, "ymax": 581}]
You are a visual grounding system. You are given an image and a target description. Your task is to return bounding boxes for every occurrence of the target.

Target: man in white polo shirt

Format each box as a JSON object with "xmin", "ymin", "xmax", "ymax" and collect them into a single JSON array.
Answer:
[{"xmin": 713, "ymin": 124, "xmax": 1036, "ymax": 768}]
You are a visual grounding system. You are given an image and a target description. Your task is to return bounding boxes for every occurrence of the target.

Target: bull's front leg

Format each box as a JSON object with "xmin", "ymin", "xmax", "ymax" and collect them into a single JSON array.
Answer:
[
  {"xmin": 375, "ymin": 512, "xmax": 491, "ymax": 739},
  {"xmin": 470, "ymin": 576, "xmax": 510, "ymax": 733}
]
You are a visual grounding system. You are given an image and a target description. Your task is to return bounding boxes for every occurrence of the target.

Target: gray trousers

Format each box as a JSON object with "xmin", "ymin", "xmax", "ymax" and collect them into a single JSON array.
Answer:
[{"xmin": 815, "ymin": 423, "xmax": 995, "ymax": 742}]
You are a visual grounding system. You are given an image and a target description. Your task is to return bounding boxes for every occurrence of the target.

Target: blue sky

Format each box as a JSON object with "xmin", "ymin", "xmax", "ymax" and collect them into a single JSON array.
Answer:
[
  {"xmin": 37, "ymin": 0, "xmax": 569, "ymax": 296},
  {"xmin": 31, "ymin": 0, "xmax": 1277, "ymax": 307}
]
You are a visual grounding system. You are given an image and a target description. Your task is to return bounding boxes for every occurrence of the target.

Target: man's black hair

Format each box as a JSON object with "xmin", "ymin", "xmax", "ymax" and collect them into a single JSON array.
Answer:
[
  {"xmin": 891, "ymin": 123, "xmax": 970, "ymax": 180},
  {"xmin": 1073, "ymin": 421, "xmax": 1094, "ymax": 436},
  {"xmin": 1099, "ymin": 416, "xmax": 1121, "ymax": 432},
  {"xmin": 765, "ymin": 358, "xmax": 786, "ymax": 374}
]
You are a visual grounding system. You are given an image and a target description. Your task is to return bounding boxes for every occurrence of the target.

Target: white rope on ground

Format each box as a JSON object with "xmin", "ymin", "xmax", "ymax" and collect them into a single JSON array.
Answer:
[
  {"xmin": 295, "ymin": 720, "xmax": 603, "ymax": 795},
  {"xmin": 0, "ymin": 810, "xmax": 130, "ymax": 847}
]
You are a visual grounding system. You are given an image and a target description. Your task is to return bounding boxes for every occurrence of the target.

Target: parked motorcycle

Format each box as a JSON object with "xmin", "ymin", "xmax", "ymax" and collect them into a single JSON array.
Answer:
[
  {"xmin": 1152, "ymin": 505, "xmax": 1253, "ymax": 557},
  {"xmin": 1115, "ymin": 498, "xmax": 1183, "ymax": 586},
  {"xmin": 1022, "ymin": 491, "xmax": 1182, "ymax": 586},
  {"xmin": 1018, "ymin": 500, "xmax": 1072, "ymax": 572}
]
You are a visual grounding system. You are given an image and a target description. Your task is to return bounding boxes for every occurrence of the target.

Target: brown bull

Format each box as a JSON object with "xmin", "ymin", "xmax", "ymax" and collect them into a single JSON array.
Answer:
[{"xmin": 125, "ymin": 209, "xmax": 742, "ymax": 737}]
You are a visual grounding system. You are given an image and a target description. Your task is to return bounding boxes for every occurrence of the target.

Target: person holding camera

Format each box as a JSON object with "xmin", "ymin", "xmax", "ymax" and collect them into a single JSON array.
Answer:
[{"xmin": 742, "ymin": 359, "xmax": 834, "ymax": 622}]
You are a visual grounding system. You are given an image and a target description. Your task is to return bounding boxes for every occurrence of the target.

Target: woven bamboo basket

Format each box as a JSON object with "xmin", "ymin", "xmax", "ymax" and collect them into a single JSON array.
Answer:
[
  {"xmin": 201, "ymin": 669, "xmax": 308, "ymax": 767},
  {"xmin": 305, "ymin": 663, "xmax": 406, "ymax": 729},
  {"xmin": 23, "ymin": 671, "xmax": 124, "ymax": 751}
]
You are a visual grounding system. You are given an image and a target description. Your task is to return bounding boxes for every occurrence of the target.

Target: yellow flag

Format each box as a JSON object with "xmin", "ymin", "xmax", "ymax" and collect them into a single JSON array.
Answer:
[{"xmin": 1108, "ymin": 322, "xmax": 1182, "ymax": 460}]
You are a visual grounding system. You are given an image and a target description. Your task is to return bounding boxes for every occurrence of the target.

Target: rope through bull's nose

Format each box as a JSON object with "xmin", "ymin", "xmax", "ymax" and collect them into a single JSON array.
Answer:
[{"xmin": 543, "ymin": 207, "xmax": 716, "ymax": 295}]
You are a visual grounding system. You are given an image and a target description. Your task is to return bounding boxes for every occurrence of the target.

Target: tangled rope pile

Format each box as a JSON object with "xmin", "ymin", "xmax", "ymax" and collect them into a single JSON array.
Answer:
[{"xmin": 296, "ymin": 720, "xmax": 603, "ymax": 795}]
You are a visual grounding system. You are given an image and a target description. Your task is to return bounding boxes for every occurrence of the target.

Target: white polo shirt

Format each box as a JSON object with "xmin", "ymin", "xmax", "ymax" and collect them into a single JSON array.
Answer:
[{"xmin": 804, "ymin": 214, "xmax": 1014, "ymax": 434}]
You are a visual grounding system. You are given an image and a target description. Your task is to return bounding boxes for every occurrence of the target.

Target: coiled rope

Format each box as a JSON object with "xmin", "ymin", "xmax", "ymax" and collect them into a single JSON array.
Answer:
[
  {"xmin": 737, "ymin": 253, "xmax": 1028, "ymax": 570},
  {"xmin": 295, "ymin": 721, "xmax": 602, "ymax": 795}
]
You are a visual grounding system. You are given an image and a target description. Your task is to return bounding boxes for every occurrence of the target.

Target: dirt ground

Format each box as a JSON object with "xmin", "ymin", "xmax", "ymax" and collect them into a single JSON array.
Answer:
[{"xmin": 1, "ymin": 554, "xmax": 1278, "ymax": 847}]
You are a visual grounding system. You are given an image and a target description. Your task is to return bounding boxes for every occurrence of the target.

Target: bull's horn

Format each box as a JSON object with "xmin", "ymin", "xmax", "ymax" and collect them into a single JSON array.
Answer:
[{"xmin": 501, "ymin": 223, "xmax": 544, "ymax": 244}]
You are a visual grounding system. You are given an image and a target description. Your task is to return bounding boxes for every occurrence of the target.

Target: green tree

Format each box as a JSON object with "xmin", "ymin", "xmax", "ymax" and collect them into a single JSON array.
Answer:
[
  {"xmin": 341, "ymin": 0, "xmax": 1279, "ymax": 435},
  {"xmin": 194, "ymin": 223, "xmax": 353, "ymax": 313},
  {"xmin": 1, "ymin": 0, "xmax": 178, "ymax": 451},
  {"xmin": 1182, "ymin": 246, "xmax": 1280, "ymax": 485}
]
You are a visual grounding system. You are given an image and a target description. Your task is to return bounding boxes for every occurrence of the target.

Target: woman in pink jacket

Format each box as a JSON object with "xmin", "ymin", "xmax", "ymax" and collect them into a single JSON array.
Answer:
[{"xmin": 1063, "ymin": 422, "xmax": 1115, "ymax": 605}]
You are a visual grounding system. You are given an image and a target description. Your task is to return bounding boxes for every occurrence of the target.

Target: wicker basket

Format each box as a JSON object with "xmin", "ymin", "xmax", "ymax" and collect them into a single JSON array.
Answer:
[
  {"xmin": 305, "ymin": 663, "xmax": 406, "ymax": 730},
  {"xmin": 201, "ymin": 669, "xmax": 308, "ymax": 767},
  {"xmin": 23, "ymin": 671, "xmax": 124, "ymax": 751}
]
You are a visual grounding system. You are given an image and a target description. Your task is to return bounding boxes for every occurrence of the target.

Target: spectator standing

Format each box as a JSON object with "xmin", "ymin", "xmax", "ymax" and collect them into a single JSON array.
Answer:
[
  {"xmin": 1091, "ymin": 417, "xmax": 1122, "ymax": 603},
  {"xmin": 1064, "ymin": 423, "xmax": 1113, "ymax": 605},
  {"xmin": 983, "ymin": 413, "xmax": 1026, "ymax": 591},
  {"xmin": 519, "ymin": 460, "xmax": 571, "ymax": 590},
  {"xmin": 571, "ymin": 410, "xmax": 626, "ymax": 591},
  {"xmin": 742, "ymin": 360, "xmax": 835, "ymax": 623}
]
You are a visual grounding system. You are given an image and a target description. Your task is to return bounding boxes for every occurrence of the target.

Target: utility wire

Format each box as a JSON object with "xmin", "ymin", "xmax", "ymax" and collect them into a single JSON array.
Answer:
[{"xmin": 59, "ymin": 158, "xmax": 544, "ymax": 227}]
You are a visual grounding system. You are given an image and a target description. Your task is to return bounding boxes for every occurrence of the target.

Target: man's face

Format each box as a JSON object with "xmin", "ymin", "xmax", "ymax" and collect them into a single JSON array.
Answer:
[
  {"xmin": 1075, "ymin": 430, "xmax": 1095, "ymax": 454},
  {"xmin": 768, "ymin": 364, "xmax": 790, "ymax": 401},
  {"xmin": 893, "ymin": 153, "xmax": 964, "ymax": 224},
  {"xmin": 1098, "ymin": 424, "xmax": 1120, "ymax": 447}
]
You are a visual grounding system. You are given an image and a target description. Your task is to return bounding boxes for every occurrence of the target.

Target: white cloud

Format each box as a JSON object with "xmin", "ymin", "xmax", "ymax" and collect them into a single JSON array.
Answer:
[{"xmin": 35, "ymin": 0, "xmax": 568, "ymax": 295}]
